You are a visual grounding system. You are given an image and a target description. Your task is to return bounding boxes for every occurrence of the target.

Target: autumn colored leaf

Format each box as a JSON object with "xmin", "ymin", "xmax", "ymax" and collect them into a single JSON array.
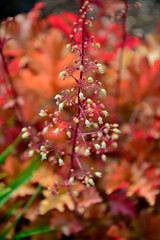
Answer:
[
  {"xmin": 77, "ymin": 187, "xmax": 102, "ymax": 210},
  {"xmin": 108, "ymin": 191, "xmax": 136, "ymax": 217},
  {"xmin": 39, "ymin": 189, "xmax": 75, "ymax": 214}
]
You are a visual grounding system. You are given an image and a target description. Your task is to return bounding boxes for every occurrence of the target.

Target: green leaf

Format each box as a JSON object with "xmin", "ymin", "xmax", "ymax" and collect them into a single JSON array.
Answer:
[
  {"xmin": 13, "ymin": 226, "xmax": 61, "ymax": 239},
  {"xmin": 0, "ymin": 134, "xmax": 21, "ymax": 165},
  {"xmin": 0, "ymin": 184, "xmax": 41, "ymax": 240},
  {"xmin": 0, "ymin": 154, "xmax": 40, "ymax": 207}
]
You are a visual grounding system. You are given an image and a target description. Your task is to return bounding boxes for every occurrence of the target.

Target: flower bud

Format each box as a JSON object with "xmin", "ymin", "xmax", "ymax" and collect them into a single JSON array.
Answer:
[
  {"xmin": 42, "ymin": 126, "xmax": 48, "ymax": 134},
  {"xmin": 66, "ymin": 43, "xmax": 71, "ymax": 50},
  {"xmin": 94, "ymin": 172, "xmax": 102, "ymax": 178},
  {"xmin": 67, "ymin": 131, "xmax": 71, "ymax": 138},
  {"xmin": 96, "ymin": 43, "xmax": 100, "ymax": 48},
  {"xmin": 101, "ymin": 154, "xmax": 107, "ymax": 162},
  {"xmin": 79, "ymin": 92, "xmax": 84, "ymax": 100},
  {"xmin": 84, "ymin": 148, "xmax": 91, "ymax": 157},
  {"xmin": 88, "ymin": 178, "xmax": 95, "ymax": 186},
  {"xmin": 79, "ymin": 65, "xmax": 84, "ymax": 71},
  {"xmin": 54, "ymin": 94, "xmax": 61, "ymax": 100},
  {"xmin": 102, "ymin": 111, "xmax": 109, "ymax": 117},
  {"xmin": 69, "ymin": 177, "xmax": 74, "ymax": 183},
  {"xmin": 101, "ymin": 89, "xmax": 107, "ymax": 96},
  {"xmin": 98, "ymin": 117, "xmax": 103, "ymax": 124},
  {"xmin": 28, "ymin": 149, "xmax": 34, "ymax": 157},
  {"xmin": 39, "ymin": 110, "xmax": 47, "ymax": 117},
  {"xmin": 58, "ymin": 158, "xmax": 64, "ymax": 166},
  {"xmin": 88, "ymin": 77, "xmax": 93, "ymax": 82},
  {"xmin": 59, "ymin": 102, "xmax": 64, "ymax": 111},
  {"xmin": 53, "ymin": 128, "xmax": 60, "ymax": 135},
  {"xmin": 22, "ymin": 132, "xmax": 29, "ymax": 139},
  {"xmin": 94, "ymin": 144, "xmax": 100, "ymax": 150},
  {"xmin": 112, "ymin": 128, "xmax": 121, "ymax": 134},
  {"xmin": 85, "ymin": 119, "xmax": 91, "ymax": 127},
  {"xmin": 40, "ymin": 145, "xmax": 45, "ymax": 151},
  {"xmin": 41, "ymin": 152, "xmax": 47, "ymax": 161},
  {"xmin": 22, "ymin": 127, "xmax": 27, "ymax": 132},
  {"xmin": 75, "ymin": 146, "xmax": 79, "ymax": 152},
  {"xmin": 59, "ymin": 71, "xmax": 66, "ymax": 79},
  {"xmin": 101, "ymin": 141, "xmax": 106, "ymax": 149}
]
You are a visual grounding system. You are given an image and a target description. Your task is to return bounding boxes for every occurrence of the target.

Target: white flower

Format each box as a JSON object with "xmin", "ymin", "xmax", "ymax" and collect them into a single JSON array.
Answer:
[
  {"xmin": 67, "ymin": 131, "xmax": 71, "ymax": 138},
  {"xmin": 73, "ymin": 45, "xmax": 78, "ymax": 50},
  {"xmin": 87, "ymin": 98, "xmax": 91, "ymax": 103},
  {"xmin": 79, "ymin": 92, "xmax": 84, "ymax": 100},
  {"xmin": 69, "ymin": 177, "xmax": 74, "ymax": 183},
  {"xmin": 88, "ymin": 77, "xmax": 93, "ymax": 82},
  {"xmin": 79, "ymin": 65, "xmax": 83, "ymax": 71},
  {"xmin": 58, "ymin": 158, "xmax": 64, "ymax": 166},
  {"xmin": 94, "ymin": 172, "xmax": 102, "ymax": 178},
  {"xmin": 73, "ymin": 117, "xmax": 79, "ymax": 123},
  {"xmin": 22, "ymin": 127, "xmax": 27, "ymax": 132},
  {"xmin": 112, "ymin": 128, "xmax": 121, "ymax": 134},
  {"xmin": 42, "ymin": 126, "xmax": 48, "ymax": 134},
  {"xmin": 112, "ymin": 134, "xmax": 119, "ymax": 140},
  {"xmin": 101, "ymin": 141, "xmax": 106, "ymax": 149},
  {"xmin": 97, "ymin": 132, "xmax": 103, "ymax": 138},
  {"xmin": 97, "ymin": 63, "xmax": 104, "ymax": 74},
  {"xmin": 96, "ymin": 43, "xmax": 100, "ymax": 48},
  {"xmin": 75, "ymin": 146, "xmax": 79, "ymax": 152},
  {"xmin": 66, "ymin": 43, "xmax": 71, "ymax": 50},
  {"xmin": 98, "ymin": 117, "xmax": 103, "ymax": 124},
  {"xmin": 84, "ymin": 177, "xmax": 89, "ymax": 184},
  {"xmin": 40, "ymin": 145, "xmax": 45, "ymax": 151},
  {"xmin": 28, "ymin": 149, "xmax": 34, "ymax": 157},
  {"xmin": 84, "ymin": 149, "xmax": 91, "ymax": 157},
  {"xmin": 94, "ymin": 144, "xmax": 100, "ymax": 150},
  {"xmin": 59, "ymin": 71, "xmax": 66, "ymax": 79},
  {"xmin": 101, "ymin": 89, "xmax": 107, "ymax": 96},
  {"xmin": 39, "ymin": 110, "xmax": 47, "ymax": 117},
  {"xmin": 93, "ymin": 123, "xmax": 98, "ymax": 128},
  {"xmin": 41, "ymin": 152, "xmax": 47, "ymax": 161},
  {"xmin": 22, "ymin": 132, "xmax": 29, "ymax": 139},
  {"xmin": 59, "ymin": 102, "xmax": 64, "ymax": 111},
  {"xmin": 85, "ymin": 119, "xmax": 91, "ymax": 127},
  {"xmin": 97, "ymin": 63, "xmax": 103, "ymax": 68},
  {"xmin": 54, "ymin": 94, "xmax": 61, "ymax": 100},
  {"xmin": 53, "ymin": 128, "xmax": 60, "ymax": 135},
  {"xmin": 88, "ymin": 178, "xmax": 95, "ymax": 186},
  {"xmin": 101, "ymin": 154, "xmax": 107, "ymax": 162},
  {"xmin": 112, "ymin": 123, "xmax": 119, "ymax": 128},
  {"xmin": 102, "ymin": 111, "xmax": 109, "ymax": 117}
]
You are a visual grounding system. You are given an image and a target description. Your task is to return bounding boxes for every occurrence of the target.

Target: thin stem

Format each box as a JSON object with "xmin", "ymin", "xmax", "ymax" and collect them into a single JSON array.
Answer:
[
  {"xmin": 0, "ymin": 48, "xmax": 26, "ymax": 125},
  {"xmin": 115, "ymin": 0, "xmax": 128, "ymax": 108},
  {"xmin": 68, "ymin": 18, "xmax": 86, "ymax": 179}
]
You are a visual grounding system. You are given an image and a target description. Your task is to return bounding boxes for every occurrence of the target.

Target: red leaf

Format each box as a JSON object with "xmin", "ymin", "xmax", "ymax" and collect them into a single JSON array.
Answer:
[
  {"xmin": 47, "ymin": 12, "xmax": 76, "ymax": 39},
  {"xmin": 108, "ymin": 191, "xmax": 136, "ymax": 217}
]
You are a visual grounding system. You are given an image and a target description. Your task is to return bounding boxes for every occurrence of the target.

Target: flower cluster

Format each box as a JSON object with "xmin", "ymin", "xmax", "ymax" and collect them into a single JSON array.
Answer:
[{"xmin": 23, "ymin": 1, "xmax": 120, "ymax": 193}]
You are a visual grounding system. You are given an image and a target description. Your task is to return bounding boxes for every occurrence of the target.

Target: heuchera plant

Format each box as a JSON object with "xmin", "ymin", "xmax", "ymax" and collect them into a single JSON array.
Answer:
[{"xmin": 22, "ymin": 0, "xmax": 120, "ymax": 209}]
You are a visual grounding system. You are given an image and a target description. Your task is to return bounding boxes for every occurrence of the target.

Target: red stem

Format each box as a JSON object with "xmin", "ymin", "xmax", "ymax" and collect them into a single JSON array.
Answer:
[
  {"xmin": 68, "ymin": 18, "xmax": 85, "ymax": 179},
  {"xmin": 0, "ymin": 48, "xmax": 26, "ymax": 125}
]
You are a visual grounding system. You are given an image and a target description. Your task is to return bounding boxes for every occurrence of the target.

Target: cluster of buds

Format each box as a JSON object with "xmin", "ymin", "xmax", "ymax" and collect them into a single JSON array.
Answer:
[
  {"xmin": 29, "ymin": 1, "xmax": 120, "ymax": 193},
  {"xmin": 21, "ymin": 127, "xmax": 30, "ymax": 139}
]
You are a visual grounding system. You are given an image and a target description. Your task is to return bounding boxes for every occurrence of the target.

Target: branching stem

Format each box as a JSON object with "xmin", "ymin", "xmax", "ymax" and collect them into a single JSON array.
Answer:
[{"xmin": 68, "ymin": 18, "xmax": 86, "ymax": 180}]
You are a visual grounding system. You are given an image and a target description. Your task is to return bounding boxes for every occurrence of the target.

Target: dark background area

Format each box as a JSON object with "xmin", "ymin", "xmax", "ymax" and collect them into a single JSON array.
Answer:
[{"xmin": 0, "ymin": 0, "xmax": 160, "ymax": 34}]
